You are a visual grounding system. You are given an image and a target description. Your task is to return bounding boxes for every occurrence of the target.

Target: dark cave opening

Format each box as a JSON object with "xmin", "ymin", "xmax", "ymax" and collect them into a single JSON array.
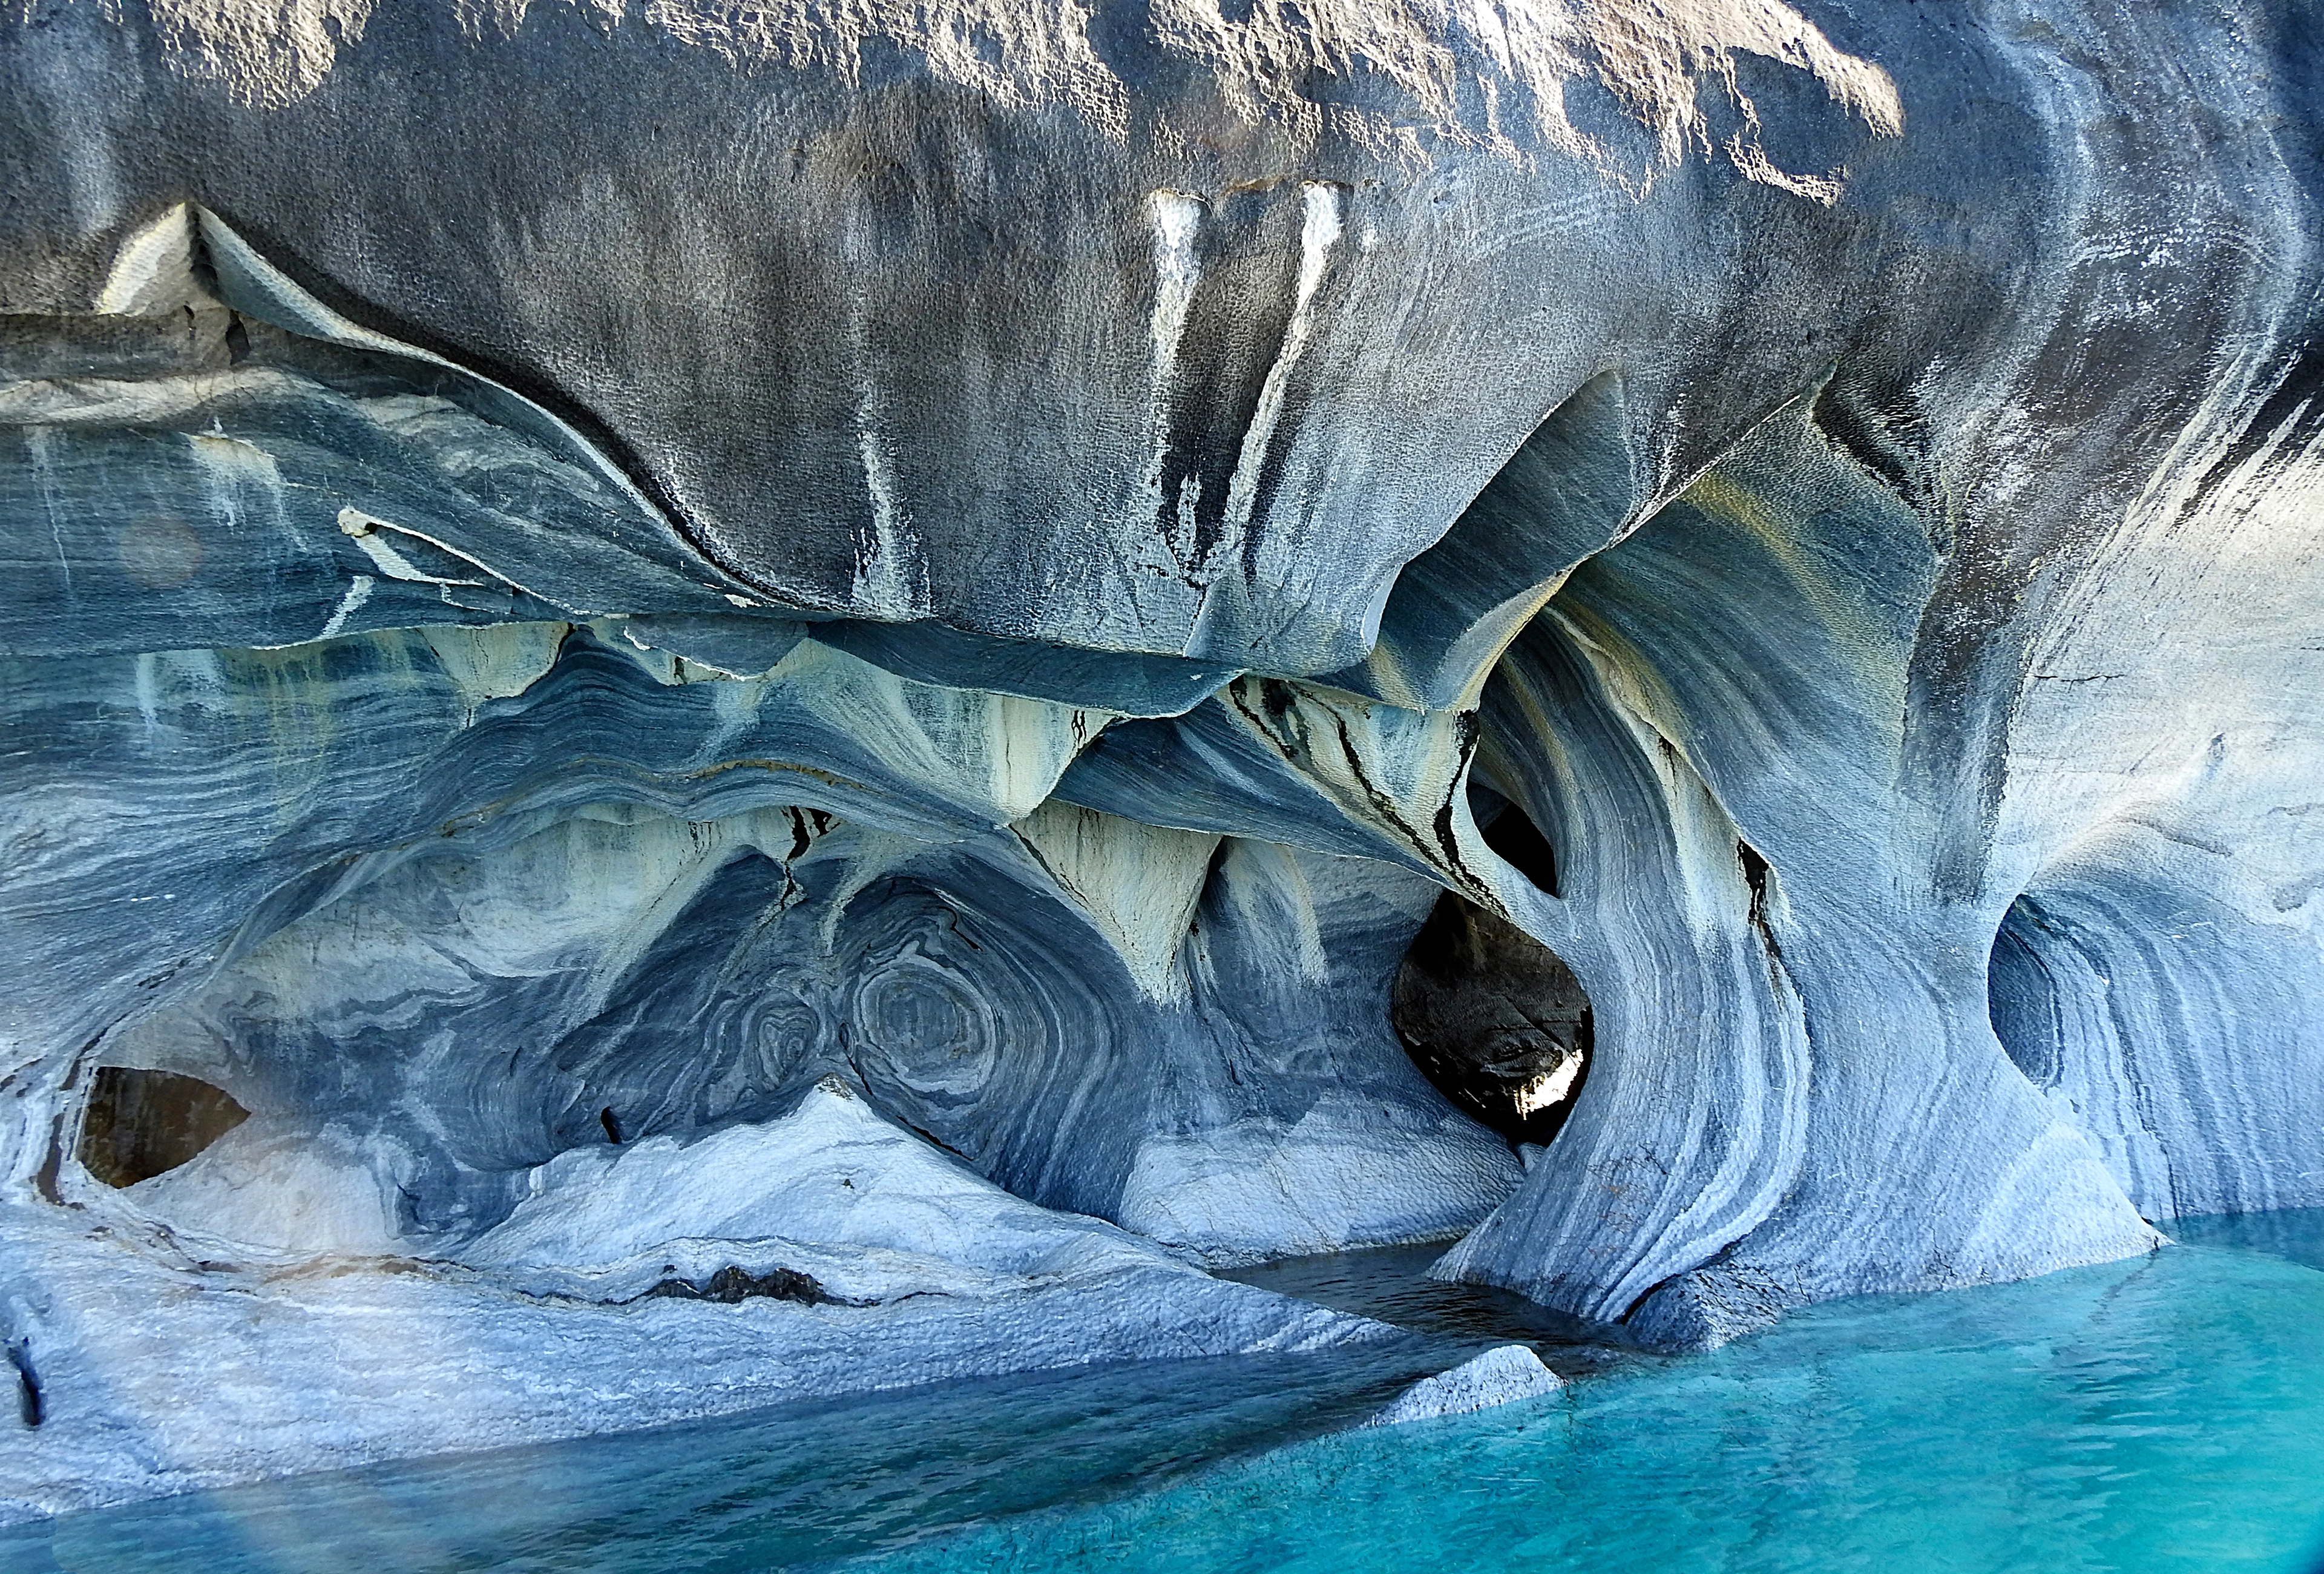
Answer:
[
  {"xmin": 1986, "ymin": 895, "xmax": 2066, "ymax": 1090},
  {"xmin": 1466, "ymin": 780, "xmax": 1559, "ymax": 895},
  {"xmin": 1391, "ymin": 890, "xmax": 1593, "ymax": 1146},
  {"xmin": 5, "ymin": 1340, "xmax": 38, "ymax": 1430},
  {"xmin": 78, "ymin": 1066, "xmax": 251, "ymax": 1189}
]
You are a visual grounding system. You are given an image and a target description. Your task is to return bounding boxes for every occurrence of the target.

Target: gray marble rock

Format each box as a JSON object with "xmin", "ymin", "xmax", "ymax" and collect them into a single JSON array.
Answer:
[
  {"xmin": 3, "ymin": 0, "xmax": 2323, "ymax": 1515},
  {"xmin": 1367, "ymin": 1344, "xmax": 1563, "ymax": 1428}
]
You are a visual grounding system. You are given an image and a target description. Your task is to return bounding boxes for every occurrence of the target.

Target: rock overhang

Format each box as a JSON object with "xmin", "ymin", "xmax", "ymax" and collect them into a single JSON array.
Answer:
[{"xmin": 4, "ymin": 0, "xmax": 2324, "ymax": 1522}]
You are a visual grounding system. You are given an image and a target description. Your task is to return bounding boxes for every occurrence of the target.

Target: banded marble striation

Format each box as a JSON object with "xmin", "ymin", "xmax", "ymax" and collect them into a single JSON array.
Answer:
[{"xmin": 4, "ymin": 0, "xmax": 2324, "ymax": 1520}]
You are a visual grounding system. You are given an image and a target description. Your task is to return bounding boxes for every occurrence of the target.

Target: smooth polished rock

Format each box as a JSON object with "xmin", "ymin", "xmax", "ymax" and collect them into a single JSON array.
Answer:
[
  {"xmin": 0, "ymin": 1084, "xmax": 1394, "ymax": 1525},
  {"xmin": 1366, "ymin": 1344, "xmax": 1562, "ymax": 1427},
  {"xmin": 4, "ymin": 0, "xmax": 2323, "ymax": 1518}
]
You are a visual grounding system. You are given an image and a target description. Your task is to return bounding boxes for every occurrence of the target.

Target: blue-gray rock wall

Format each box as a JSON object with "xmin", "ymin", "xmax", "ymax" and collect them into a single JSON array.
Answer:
[{"xmin": 4, "ymin": 0, "xmax": 2323, "ymax": 1510}]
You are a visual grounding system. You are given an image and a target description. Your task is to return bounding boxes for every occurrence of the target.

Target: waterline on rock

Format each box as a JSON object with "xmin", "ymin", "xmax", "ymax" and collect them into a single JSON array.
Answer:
[{"xmin": 5, "ymin": 1214, "xmax": 2323, "ymax": 1572}]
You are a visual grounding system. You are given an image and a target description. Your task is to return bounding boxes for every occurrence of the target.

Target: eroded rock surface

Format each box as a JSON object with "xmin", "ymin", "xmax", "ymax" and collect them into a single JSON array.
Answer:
[
  {"xmin": 1367, "ymin": 1343, "xmax": 1563, "ymax": 1427},
  {"xmin": 4, "ymin": 0, "xmax": 2323, "ymax": 1518}
]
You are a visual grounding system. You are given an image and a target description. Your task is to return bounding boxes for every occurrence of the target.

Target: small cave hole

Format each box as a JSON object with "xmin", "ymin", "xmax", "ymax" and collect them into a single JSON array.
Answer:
[
  {"xmin": 1986, "ymin": 895, "xmax": 2065, "ymax": 1088},
  {"xmin": 1467, "ymin": 780, "xmax": 1558, "ymax": 896},
  {"xmin": 1391, "ymin": 891, "xmax": 1592, "ymax": 1145},
  {"xmin": 600, "ymin": 1105, "xmax": 626, "ymax": 1144},
  {"xmin": 78, "ymin": 1066, "xmax": 250, "ymax": 1189},
  {"xmin": 6, "ymin": 1342, "xmax": 39, "ymax": 1429}
]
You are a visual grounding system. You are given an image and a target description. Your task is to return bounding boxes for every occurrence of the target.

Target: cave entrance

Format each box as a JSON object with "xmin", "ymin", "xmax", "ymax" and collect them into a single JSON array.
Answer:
[
  {"xmin": 1391, "ymin": 889, "xmax": 1592, "ymax": 1146},
  {"xmin": 1466, "ymin": 780, "xmax": 1558, "ymax": 895},
  {"xmin": 79, "ymin": 1066, "xmax": 249, "ymax": 1188},
  {"xmin": 1986, "ymin": 893, "xmax": 2083, "ymax": 1093}
]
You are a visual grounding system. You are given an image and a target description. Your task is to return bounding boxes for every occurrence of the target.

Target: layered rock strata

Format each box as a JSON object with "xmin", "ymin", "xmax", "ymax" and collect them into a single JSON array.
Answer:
[{"xmin": 4, "ymin": 0, "xmax": 2322, "ymax": 1515}]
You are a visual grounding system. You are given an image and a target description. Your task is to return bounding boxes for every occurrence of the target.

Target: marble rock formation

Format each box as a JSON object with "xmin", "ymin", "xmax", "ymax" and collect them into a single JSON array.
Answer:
[
  {"xmin": 1367, "ymin": 1343, "xmax": 1563, "ymax": 1428},
  {"xmin": 4, "ymin": 0, "xmax": 2323, "ymax": 1517}
]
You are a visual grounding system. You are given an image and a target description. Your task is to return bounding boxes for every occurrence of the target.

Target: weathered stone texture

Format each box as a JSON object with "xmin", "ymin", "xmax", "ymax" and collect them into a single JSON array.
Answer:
[{"xmin": 4, "ymin": 0, "xmax": 2322, "ymax": 1518}]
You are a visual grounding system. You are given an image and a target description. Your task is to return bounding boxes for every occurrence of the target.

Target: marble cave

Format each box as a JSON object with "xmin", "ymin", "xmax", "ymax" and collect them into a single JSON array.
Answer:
[{"xmin": 4, "ymin": 0, "xmax": 2324, "ymax": 1558}]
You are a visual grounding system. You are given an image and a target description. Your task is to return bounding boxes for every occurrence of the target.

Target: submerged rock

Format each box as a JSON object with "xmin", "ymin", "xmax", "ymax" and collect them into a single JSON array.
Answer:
[{"xmin": 2, "ymin": 0, "xmax": 2323, "ymax": 1516}]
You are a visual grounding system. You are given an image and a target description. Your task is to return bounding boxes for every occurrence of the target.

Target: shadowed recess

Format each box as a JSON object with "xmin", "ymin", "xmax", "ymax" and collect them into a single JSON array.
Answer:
[
  {"xmin": 77, "ymin": 1068, "xmax": 250, "ymax": 1190},
  {"xmin": 1391, "ymin": 892, "xmax": 1592, "ymax": 1145}
]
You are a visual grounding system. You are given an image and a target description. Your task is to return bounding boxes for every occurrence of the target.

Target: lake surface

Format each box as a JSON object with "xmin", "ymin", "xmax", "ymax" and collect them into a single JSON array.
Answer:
[{"xmin": 7, "ymin": 1210, "xmax": 2323, "ymax": 1573}]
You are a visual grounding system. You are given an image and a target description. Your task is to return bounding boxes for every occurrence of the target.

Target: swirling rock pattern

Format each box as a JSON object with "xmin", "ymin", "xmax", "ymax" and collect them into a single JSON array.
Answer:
[{"xmin": 4, "ymin": 0, "xmax": 2324, "ymax": 1514}]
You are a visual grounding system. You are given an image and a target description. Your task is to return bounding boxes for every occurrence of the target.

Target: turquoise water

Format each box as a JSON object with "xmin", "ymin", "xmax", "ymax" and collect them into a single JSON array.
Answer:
[{"xmin": 7, "ymin": 1211, "xmax": 2324, "ymax": 1573}]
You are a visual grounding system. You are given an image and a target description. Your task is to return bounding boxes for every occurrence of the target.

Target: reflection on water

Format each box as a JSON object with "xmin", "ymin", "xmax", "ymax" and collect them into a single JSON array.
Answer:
[
  {"xmin": 7, "ymin": 1213, "xmax": 2324, "ymax": 1574},
  {"xmin": 0, "ymin": 1343, "xmax": 1462, "ymax": 1574},
  {"xmin": 1218, "ymin": 1237, "xmax": 1643, "ymax": 1377}
]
